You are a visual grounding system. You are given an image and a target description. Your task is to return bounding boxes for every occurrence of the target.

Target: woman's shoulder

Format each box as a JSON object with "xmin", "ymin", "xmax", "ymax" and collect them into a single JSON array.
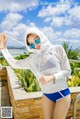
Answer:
[{"xmin": 51, "ymin": 44, "xmax": 63, "ymax": 51}]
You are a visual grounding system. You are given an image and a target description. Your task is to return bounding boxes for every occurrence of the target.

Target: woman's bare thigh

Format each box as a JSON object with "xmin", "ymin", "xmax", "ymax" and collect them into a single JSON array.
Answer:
[
  {"xmin": 42, "ymin": 94, "xmax": 56, "ymax": 119},
  {"xmin": 53, "ymin": 94, "xmax": 71, "ymax": 119}
]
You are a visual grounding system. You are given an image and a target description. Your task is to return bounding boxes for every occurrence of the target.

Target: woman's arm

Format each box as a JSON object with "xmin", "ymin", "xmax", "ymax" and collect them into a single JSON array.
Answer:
[
  {"xmin": 0, "ymin": 34, "xmax": 42, "ymax": 86},
  {"xmin": 1, "ymin": 48, "xmax": 30, "ymax": 69},
  {"xmin": 39, "ymin": 45, "xmax": 71, "ymax": 84},
  {"xmin": 1, "ymin": 48, "xmax": 42, "ymax": 80},
  {"xmin": 0, "ymin": 33, "xmax": 31, "ymax": 69},
  {"xmin": 53, "ymin": 45, "xmax": 71, "ymax": 81}
]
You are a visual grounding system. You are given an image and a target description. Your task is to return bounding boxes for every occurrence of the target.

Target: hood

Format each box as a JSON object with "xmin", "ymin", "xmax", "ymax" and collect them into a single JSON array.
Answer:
[{"xmin": 25, "ymin": 27, "xmax": 51, "ymax": 53}]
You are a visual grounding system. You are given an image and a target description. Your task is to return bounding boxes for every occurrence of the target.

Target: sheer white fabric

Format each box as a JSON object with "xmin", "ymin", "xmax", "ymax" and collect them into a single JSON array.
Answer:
[{"xmin": 1, "ymin": 27, "xmax": 71, "ymax": 93}]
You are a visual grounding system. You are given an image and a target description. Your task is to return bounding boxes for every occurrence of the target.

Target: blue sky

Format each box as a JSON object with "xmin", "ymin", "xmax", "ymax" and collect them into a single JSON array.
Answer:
[{"xmin": 0, "ymin": 0, "xmax": 80, "ymax": 49}]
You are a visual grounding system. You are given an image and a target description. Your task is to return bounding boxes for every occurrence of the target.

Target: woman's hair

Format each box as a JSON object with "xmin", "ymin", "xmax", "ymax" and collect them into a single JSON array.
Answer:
[
  {"xmin": 26, "ymin": 33, "xmax": 33, "ymax": 46},
  {"xmin": 26, "ymin": 33, "xmax": 39, "ymax": 46}
]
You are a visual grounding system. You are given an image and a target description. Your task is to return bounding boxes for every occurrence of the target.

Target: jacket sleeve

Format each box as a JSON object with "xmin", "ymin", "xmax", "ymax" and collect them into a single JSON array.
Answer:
[
  {"xmin": 1, "ymin": 48, "xmax": 32, "ymax": 69},
  {"xmin": 54, "ymin": 45, "xmax": 71, "ymax": 81},
  {"xmin": 1, "ymin": 48, "xmax": 42, "ymax": 79}
]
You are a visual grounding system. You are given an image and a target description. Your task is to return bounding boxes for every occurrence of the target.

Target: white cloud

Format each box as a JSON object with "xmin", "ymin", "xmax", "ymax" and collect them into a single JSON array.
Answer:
[
  {"xmin": 38, "ymin": 1, "xmax": 71, "ymax": 27},
  {"xmin": 68, "ymin": 6, "xmax": 80, "ymax": 20},
  {"xmin": 38, "ymin": 1, "xmax": 80, "ymax": 27},
  {"xmin": 51, "ymin": 38, "xmax": 80, "ymax": 49},
  {"xmin": 12, "ymin": 22, "xmax": 36, "ymax": 40},
  {"xmin": 44, "ymin": 17, "xmax": 52, "ymax": 22},
  {"xmin": 40, "ymin": 26, "xmax": 62, "ymax": 40},
  {"xmin": 5, "ymin": 25, "xmax": 62, "ymax": 46},
  {"xmin": 64, "ymin": 28, "xmax": 80, "ymax": 39},
  {"xmin": 0, "ymin": 13, "xmax": 23, "ymax": 30},
  {"xmin": 39, "ymin": 26, "xmax": 80, "ymax": 49},
  {"xmin": 56, "ymin": 38, "xmax": 80, "ymax": 43},
  {"xmin": 2, "ymin": 23, "xmax": 80, "ymax": 49},
  {"xmin": 0, "ymin": 0, "xmax": 39, "ymax": 12},
  {"xmin": 59, "ymin": 38, "xmax": 80, "ymax": 49},
  {"xmin": 5, "ymin": 22, "xmax": 36, "ymax": 42},
  {"xmin": 38, "ymin": 2, "xmax": 70, "ymax": 18},
  {"xmin": 44, "ymin": 15, "xmax": 72, "ymax": 27},
  {"xmin": 51, "ymin": 16, "xmax": 72, "ymax": 27}
]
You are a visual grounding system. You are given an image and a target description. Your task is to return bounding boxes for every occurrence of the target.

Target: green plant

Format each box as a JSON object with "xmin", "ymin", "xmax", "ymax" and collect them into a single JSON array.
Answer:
[
  {"xmin": 0, "ymin": 57, "xmax": 9, "ymax": 66},
  {"xmin": 62, "ymin": 42, "xmax": 80, "ymax": 60},
  {"xmin": 70, "ymin": 62, "xmax": 80, "ymax": 74},
  {"xmin": 0, "ymin": 52, "xmax": 32, "ymax": 66},
  {"xmin": 14, "ymin": 69, "xmax": 41, "ymax": 92},
  {"xmin": 67, "ymin": 71, "xmax": 80, "ymax": 87},
  {"xmin": 14, "ymin": 52, "xmax": 32, "ymax": 60}
]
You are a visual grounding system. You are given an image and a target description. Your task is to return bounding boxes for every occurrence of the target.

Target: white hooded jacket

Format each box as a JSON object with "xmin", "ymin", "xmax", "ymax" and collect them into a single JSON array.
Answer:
[{"xmin": 1, "ymin": 27, "xmax": 71, "ymax": 94}]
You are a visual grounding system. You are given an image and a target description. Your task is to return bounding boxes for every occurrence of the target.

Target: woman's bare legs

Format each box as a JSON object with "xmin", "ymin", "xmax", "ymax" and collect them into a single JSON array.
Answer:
[
  {"xmin": 53, "ymin": 94, "xmax": 71, "ymax": 119},
  {"xmin": 42, "ymin": 94, "xmax": 56, "ymax": 119}
]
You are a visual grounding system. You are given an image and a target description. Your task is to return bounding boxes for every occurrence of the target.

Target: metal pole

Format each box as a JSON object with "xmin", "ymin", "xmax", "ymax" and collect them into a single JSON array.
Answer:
[{"xmin": 73, "ymin": 94, "xmax": 80, "ymax": 119}]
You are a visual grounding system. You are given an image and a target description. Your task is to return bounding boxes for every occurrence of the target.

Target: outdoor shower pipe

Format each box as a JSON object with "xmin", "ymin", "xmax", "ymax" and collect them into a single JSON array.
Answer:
[{"xmin": 73, "ymin": 93, "xmax": 80, "ymax": 119}]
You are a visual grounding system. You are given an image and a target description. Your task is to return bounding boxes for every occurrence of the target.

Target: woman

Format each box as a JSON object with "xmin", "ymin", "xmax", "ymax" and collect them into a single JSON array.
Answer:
[{"xmin": 0, "ymin": 27, "xmax": 71, "ymax": 119}]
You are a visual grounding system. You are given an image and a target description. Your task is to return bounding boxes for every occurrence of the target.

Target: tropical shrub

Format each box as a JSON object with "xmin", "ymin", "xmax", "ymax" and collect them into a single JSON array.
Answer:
[
  {"xmin": 67, "ymin": 71, "xmax": 80, "ymax": 87},
  {"xmin": 14, "ymin": 52, "xmax": 32, "ymax": 60},
  {"xmin": 0, "ymin": 57, "xmax": 9, "ymax": 66},
  {"xmin": 14, "ymin": 69, "xmax": 41, "ymax": 92},
  {"xmin": 62, "ymin": 42, "xmax": 80, "ymax": 60},
  {"xmin": 70, "ymin": 62, "xmax": 80, "ymax": 74}
]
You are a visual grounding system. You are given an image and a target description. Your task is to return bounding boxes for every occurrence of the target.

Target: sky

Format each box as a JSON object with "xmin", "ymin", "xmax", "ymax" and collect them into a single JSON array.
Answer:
[{"xmin": 0, "ymin": 0, "xmax": 80, "ymax": 49}]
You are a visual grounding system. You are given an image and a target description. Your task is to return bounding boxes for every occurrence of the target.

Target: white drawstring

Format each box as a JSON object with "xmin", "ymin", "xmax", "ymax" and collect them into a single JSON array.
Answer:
[{"xmin": 6, "ymin": 34, "xmax": 25, "ymax": 46}]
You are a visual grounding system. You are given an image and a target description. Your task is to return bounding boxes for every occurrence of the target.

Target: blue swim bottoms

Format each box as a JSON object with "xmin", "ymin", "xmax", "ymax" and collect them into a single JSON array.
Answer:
[{"xmin": 44, "ymin": 88, "xmax": 70, "ymax": 102}]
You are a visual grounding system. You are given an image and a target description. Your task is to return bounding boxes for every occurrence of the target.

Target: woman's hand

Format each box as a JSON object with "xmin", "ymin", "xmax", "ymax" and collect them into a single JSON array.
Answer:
[
  {"xmin": 0, "ymin": 33, "xmax": 6, "ymax": 50},
  {"xmin": 39, "ymin": 75, "xmax": 55, "ymax": 85}
]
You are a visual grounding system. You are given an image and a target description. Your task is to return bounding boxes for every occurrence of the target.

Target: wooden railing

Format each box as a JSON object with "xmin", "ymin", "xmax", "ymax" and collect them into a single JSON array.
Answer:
[{"xmin": 69, "ymin": 59, "xmax": 80, "ymax": 63}]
